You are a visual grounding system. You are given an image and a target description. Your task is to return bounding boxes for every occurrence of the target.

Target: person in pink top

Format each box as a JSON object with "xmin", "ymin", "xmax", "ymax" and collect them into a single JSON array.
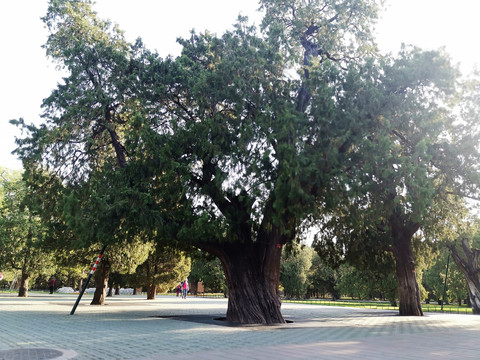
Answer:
[{"xmin": 182, "ymin": 279, "xmax": 189, "ymax": 299}]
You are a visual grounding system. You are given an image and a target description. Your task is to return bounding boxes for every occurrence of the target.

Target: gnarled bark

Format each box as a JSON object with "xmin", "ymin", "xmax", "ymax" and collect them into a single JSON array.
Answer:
[
  {"xmin": 391, "ymin": 218, "xmax": 423, "ymax": 316},
  {"xmin": 449, "ymin": 238, "xmax": 480, "ymax": 314},
  {"xmin": 206, "ymin": 236, "xmax": 285, "ymax": 325}
]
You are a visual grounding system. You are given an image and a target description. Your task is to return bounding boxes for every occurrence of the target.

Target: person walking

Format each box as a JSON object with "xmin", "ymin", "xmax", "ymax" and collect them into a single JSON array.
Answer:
[
  {"xmin": 48, "ymin": 277, "xmax": 56, "ymax": 294},
  {"xmin": 182, "ymin": 279, "xmax": 189, "ymax": 299}
]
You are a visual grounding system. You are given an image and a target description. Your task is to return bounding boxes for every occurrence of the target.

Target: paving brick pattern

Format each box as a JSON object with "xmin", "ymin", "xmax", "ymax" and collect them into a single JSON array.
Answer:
[{"xmin": 0, "ymin": 294, "xmax": 479, "ymax": 359}]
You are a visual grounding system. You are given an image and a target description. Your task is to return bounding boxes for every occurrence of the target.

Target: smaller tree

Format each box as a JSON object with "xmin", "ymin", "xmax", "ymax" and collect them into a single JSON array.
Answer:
[
  {"xmin": 135, "ymin": 245, "xmax": 191, "ymax": 300},
  {"xmin": 423, "ymin": 250, "xmax": 448, "ymax": 303},
  {"xmin": 334, "ymin": 262, "xmax": 398, "ymax": 303},
  {"xmin": 90, "ymin": 239, "xmax": 152, "ymax": 305},
  {"xmin": 189, "ymin": 252, "xmax": 227, "ymax": 295},
  {"xmin": 423, "ymin": 247, "xmax": 467, "ymax": 305},
  {"xmin": 280, "ymin": 245, "xmax": 313, "ymax": 298},
  {"xmin": 307, "ymin": 252, "xmax": 338, "ymax": 299},
  {"xmin": 0, "ymin": 170, "xmax": 55, "ymax": 297}
]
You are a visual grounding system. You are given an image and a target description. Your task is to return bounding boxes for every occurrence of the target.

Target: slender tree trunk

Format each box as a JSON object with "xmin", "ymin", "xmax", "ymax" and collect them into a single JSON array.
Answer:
[
  {"xmin": 211, "ymin": 238, "xmax": 285, "ymax": 325},
  {"xmin": 91, "ymin": 259, "xmax": 110, "ymax": 305},
  {"xmin": 392, "ymin": 236, "xmax": 423, "ymax": 316},
  {"xmin": 18, "ymin": 273, "xmax": 30, "ymax": 298},
  {"xmin": 107, "ymin": 277, "xmax": 113, "ymax": 297},
  {"xmin": 449, "ymin": 238, "xmax": 480, "ymax": 314},
  {"xmin": 145, "ymin": 262, "xmax": 156, "ymax": 300}
]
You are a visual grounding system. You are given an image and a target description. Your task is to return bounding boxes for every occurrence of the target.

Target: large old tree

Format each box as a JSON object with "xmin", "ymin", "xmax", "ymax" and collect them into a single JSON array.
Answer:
[
  {"xmin": 144, "ymin": 1, "xmax": 384, "ymax": 323},
  {"xmin": 14, "ymin": 0, "xmax": 384, "ymax": 324},
  {"xmin": 21, "ymin": 0, "xmax": 480, "ymax": 321},
  {"xmin": 314, "ymin": 49, "xmax": 480, "ymax": 316}
]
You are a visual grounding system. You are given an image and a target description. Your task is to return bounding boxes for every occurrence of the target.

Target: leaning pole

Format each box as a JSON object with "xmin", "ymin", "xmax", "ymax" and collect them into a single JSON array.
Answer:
[{"xmin": 70, "ymin": 245, "xmax": 107, "ymax": 315}]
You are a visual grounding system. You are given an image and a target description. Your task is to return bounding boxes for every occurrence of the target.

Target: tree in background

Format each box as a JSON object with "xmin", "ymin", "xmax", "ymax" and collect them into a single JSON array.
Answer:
[
  {"xmin": 334, "ymin": 263, "xmax": 397, "ymax": 303},
  {"xmin": 307, "ymin": 252, "xmax": 338, "ymax": 299},
  {"xmin": 314, "ymin": 47, "xmax": 480, "ymax": 316},
  {"xmin": 189, "ymin": 253, "xmax": 227, "ymax": 295},
  {"xmin": 446, "ymin": 264, "xmax": 468, "ymax": 306},
  {"xmin": 90, "ymin": 239, "xmax": 152, "ymax": 305},
  {"xmin": 134, "ymin": 244, "xmax": 191, "ymax": 300},
  {"xmin": 280, "ymin": 245, "xmax": 313, "ymax": 298},
  {"xmin": 0, "ymin": 169, "xmax": 55, "ymax": 297}
]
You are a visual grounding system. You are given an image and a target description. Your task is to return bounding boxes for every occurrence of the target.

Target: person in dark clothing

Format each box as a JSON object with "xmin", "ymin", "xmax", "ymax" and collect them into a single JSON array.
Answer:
[{"xmin": 48, "ymin": 277, "xmax": 55, "ymax": 294}]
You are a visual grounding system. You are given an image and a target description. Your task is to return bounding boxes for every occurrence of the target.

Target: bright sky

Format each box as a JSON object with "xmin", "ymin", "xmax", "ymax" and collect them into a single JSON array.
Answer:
[{"xmin": 1, "ymin": 0, "xmax": 479, "ymax": 171}]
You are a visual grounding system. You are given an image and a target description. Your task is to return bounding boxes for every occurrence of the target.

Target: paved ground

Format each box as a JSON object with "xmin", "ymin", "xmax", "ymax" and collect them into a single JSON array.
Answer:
[{"xmin": 0, "ymin": 293, "xmax": 479, "ymax": 359}]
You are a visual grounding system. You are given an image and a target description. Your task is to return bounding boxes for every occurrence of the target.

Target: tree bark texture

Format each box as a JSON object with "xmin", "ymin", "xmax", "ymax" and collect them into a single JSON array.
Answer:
[
  {"xmin": 146, "ymin": 284, "xmax": 156, "ymax": 300},
  {"xmin": 145, "ymin": 260, "xmax": 156, "ymax": 300},
  {"xmin": 91, "ymin": 259, "xmax": 110, "ymax": 305},
  {"xmin": 449, "ymin": 238, "xmax": 480, "ymax": 314},
  {"xmin": 18, "ymin": 273, "xmax": 29, "ymax": 298},
  {"xmin": 209, "ymin": 238, "xmax": 285, "ymax": 325},
  {"xmin": 391, "ymin": 218, "xmax": 423, "ymax": 316}
]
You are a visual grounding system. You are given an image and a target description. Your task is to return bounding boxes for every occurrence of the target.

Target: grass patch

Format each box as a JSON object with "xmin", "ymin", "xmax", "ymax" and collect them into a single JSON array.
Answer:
[{"xmin": 282, "ymin": 299, "xmax": 473, "ymax": 314}]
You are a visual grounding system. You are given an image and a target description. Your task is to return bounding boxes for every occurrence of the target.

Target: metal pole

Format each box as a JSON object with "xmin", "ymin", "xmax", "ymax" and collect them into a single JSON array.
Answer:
[
  {"xmin": 70, "ymin": 244, "xmax": 107, "ymax": 315},
  {"xmin": 441, "ymin": 250, "xmax": 451, "ymax": 312}
]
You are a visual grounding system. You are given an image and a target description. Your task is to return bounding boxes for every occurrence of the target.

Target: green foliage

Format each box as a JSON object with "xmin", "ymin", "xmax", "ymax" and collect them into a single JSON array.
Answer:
[
  {"xmin": 189, "ymin": 253, "xmax": 227, "ymax": 294},
  {"xmin": 423, "ymin": 247, "xmax": 468, "ymax": 304},
  {"xmin": 0, "ymin": 169, "xmax": 56, "ymax": 293},
  {"xmin": 259, "ymin": 0, "xmax": 382, "ymax": 65},
  {"xmin": 313, "ymin": 46, "xmax": 480, "ymax": 312},
  {"xmin": 12, "ymin": 0, "xmax": 189, "ymax": 250},
  {"xmin": 280, "ymin": 245, "xmax": 313, "ymax": 298},
  {"xmin": 334, "ymin": 263, "xmax": 397, "ymax": 302},
  {"xmin": 12, "ymin": 0, "xmax": 386, "ymax": 257},
  {"xmin": 411, "ymin": 236, "xmax": 439, "ymax": 301},
  {"xmin": 10, "ymin": 0, "xmax": 480, "ymax": 319},
  {"xmin": 307, "ymin": 252, "xmax": 338, "ymax": 298},
  {"xmin": 134, "ymin": 245, "xmax": 191, "ymax": 294},
  {"xmin": 106, "ymin": 239, "xmax": 153, "ymax": 274}
]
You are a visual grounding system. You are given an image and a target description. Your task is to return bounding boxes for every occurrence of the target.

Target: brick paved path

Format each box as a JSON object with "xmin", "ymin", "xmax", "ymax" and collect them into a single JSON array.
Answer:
[{"xmin": 0, "ymin": 293, "xmax": 479, "ymax": 359}]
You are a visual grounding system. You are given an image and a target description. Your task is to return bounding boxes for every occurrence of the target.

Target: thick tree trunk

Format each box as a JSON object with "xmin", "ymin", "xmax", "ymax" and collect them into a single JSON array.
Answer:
[
  {"xmin": 18, "ymin": 273, "xmax": 29, "ymax": 298},
  {"xmin": 146, "ymin": 284, "xmax": 156, "ymax": 300},
  {"xmin": 213, "ymin": 239, "xmax": 285, "ymax": 325},
  {"xmin": 91, "ymin": 259, "xmax": 110, "ymax": 305},
  {"xmin": 392, "ymin": 225, "xmax": 423, "ymax": 316},
  {"xmin": 449, "ymin": 238, "xmax": 480, "ymax": 314}
]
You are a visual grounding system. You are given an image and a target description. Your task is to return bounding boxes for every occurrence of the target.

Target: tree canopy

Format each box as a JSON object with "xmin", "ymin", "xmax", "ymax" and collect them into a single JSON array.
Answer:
[{"xmin": 11, "ymin": 0, "xmax": 480, "ymax": 322}]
